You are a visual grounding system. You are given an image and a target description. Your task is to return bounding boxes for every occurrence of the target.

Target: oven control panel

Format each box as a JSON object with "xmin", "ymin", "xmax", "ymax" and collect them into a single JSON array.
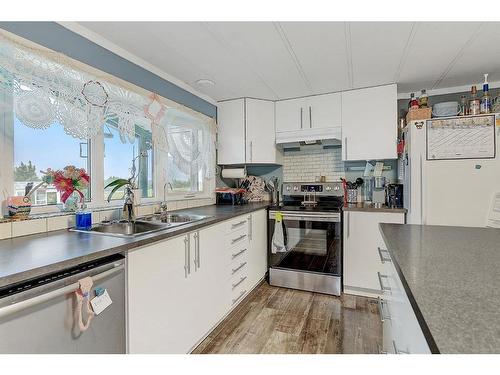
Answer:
[{"xmin": 282, "ymin": 182, "xmax": 343, "ymax": 196}]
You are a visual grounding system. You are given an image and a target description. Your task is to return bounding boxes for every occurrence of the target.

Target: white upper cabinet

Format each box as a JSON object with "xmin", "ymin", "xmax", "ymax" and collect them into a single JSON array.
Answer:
[
  {"xmin": 306, "ymin": 92, "xmax": 342, "ymax": 130},
  {"xmin": 276, "ymin": 92, "xmax": 341, "ymax": 132},
  {"xmin": 217, "ymin": 98, "xmax": 281, "ymax": 165},
  {"xmin": 275, "ymin": 93, "xmax": 342, "ymax": 144},
  {"xmin": 341, "ymin": 84, "xmax": 398, "ymax": 161},
  {"xmin": 217, "ymin": 99, "xmax": 246, "ymax": 164},
  {"xmin": 275, "ymin": 97, "xmax": 307, "ymax": 132},
  {"xmin": 245, "ymin": 98, "xmax": 280, "ymax": 164}
]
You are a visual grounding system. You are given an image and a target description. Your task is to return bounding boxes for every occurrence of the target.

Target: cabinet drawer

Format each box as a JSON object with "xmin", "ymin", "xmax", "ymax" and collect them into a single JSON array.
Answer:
[
  {"xmin": 225, "ymin": 227, "xmax": 249, "ymax": 248},
  {"xmin": 225, "ymin": 256, "xmax": 249, "ymax": 279},
  {"xmin": 226, "ymin": 242, "xmax": 250, "ymax": 264},
  {"xmin": 380, "ymin": 257, "xmax": 431, "ymax": 354},
  {"xmin": 225, "ymin": 216, "xmax": 250, "ymax": 235},
  {"xmin": 229, "ymin": 273, "xmax": 249, "ymax": 306}
]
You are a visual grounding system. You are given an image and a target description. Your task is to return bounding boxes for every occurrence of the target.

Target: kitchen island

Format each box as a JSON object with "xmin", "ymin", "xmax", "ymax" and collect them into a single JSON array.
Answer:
[{"xmin": 379, "ymin": 223, "xmax": 500, "ymax": 354}]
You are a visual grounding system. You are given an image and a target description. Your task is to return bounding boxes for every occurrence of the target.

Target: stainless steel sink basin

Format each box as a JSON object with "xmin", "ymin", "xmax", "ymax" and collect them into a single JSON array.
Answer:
[
  {"xmin": 143, "ymin": 213, "xmax": 209, "ymax": 225},
  {"xmin": 70, "ymin": 213, "xmax": 211, "ymax": 237},
  {"xmin": 71, "ymin": 220, "xmax": 168, "ymax": 238}
]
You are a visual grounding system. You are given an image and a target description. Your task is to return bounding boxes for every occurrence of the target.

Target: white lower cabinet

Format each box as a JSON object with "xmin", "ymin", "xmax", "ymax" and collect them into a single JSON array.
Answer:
[
  {"xmin": 343, "ymin": 211, "xmax": 405, "ymax": 297},
  {"xmin": 247, "ymin": 209, "xmax": 268, "ymax": 288},
  {"xmin": 127, "ymin": 209, "xmax": 268, "ymax": 353},
  {"xmin": 379, "ymin": 250, "xmax": 431, "ymax": 354}
]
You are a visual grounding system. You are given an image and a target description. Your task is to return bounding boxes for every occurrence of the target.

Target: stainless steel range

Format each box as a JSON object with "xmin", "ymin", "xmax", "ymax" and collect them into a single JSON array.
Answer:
[{"xmin": 268, "ymin": 182, "xmax": 343, "ymax": 296}]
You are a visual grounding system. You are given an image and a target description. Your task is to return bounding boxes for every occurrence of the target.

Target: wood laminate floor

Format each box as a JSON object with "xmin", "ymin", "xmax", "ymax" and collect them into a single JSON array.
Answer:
[{"xmin": 193, "ymin": 281, "xmax": 382, "ymax": 354}]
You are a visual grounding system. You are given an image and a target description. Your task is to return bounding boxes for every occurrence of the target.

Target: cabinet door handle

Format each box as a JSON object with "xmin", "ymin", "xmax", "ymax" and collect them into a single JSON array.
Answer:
[
  {"xmin": 248, "ymin": 215, "xmax": 252, "ymax": 240},
  {"xmin": 309, "ymin": 106, "xmax": 312, "ymax": 128},
  {"xmin": 232, "ymin": 248, "xmax": 247, "ymax": 259},
  {"xmin": 344, "ymin": 137, "xmax": 348, "ymax": 159},
  {"xmin": 393, "ymin": 340, "xmax": 409, "ymax": 354},
  {"xmin": 231, "ymin": 262, "xmax": 247, "ymax": 275},
  {"xmin": 232, "ymin": 276, "xmax": 247, "ymax": 290},
  {"xmin": 300, "ymin": 107, "xmax": 303, "ymax": 129},
  {"xmin": 193, "ymin": 231, "xmax": 200, "ymax": 269},
  {"xmin": 184, "ymin": 235, "xmax": 190, "ymax": 278},
  {"xmin": 231, "ymin": 220, "xmax": 247, "ymax": 229},
  {"xmin": 377, "ymin": 297, "xmax": 391, "ymax": 322},
  {"xmin": 346, "ymin": 212, "xmax": 350, "ymax": 238},
  {"xmin": 377, "ymin": 272, "xmax": 391, "ymax": 291},
  {"xmin": 232, "ymin": 290, "xmax": 247, "ymax": 305},
  {"xmin": 231, "ymin": 234, "xmax": 247, "ymax": 244},
  {"xmin": 250, "ymin": 141, "xmax": 253, "ymax": 162},
  {"xmin": 377, "ymin": 247, "xmax": 392, "ymax": 263}
]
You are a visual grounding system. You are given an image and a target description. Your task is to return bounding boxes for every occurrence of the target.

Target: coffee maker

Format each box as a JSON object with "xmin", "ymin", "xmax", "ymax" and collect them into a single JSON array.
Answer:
[{"xmin": 386, "ymin": 183, "xmax": 404, "ymax": 208}]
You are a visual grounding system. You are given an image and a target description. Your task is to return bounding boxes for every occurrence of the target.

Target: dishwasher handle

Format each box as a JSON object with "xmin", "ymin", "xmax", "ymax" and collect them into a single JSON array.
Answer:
[{"xmin": 0, "ymin": 264, "xmax": 124, "ymax": 320}]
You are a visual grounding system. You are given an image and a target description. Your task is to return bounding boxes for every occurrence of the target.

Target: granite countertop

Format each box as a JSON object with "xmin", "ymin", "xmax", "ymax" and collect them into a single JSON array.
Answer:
[
  {"xmin": 0, "ymin": 203, "xmax": 269, "ymax": 288},
  {"xmin": 379, "ymin": 223, "xmax": 500, "ymax": 354},
  {"xmin": 343, "ymin": 203, "xmax": 407, "ymax": 213}
]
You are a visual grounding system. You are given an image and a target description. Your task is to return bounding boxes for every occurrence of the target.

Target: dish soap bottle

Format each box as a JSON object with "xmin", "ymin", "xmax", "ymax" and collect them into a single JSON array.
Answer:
[
  {"xmin": 75, "ymin": 203, "xmax": 92, "ymax": 231},
  {"xmin": 480, "ymin": 73, "xmax": 492, "ymax": 114}
]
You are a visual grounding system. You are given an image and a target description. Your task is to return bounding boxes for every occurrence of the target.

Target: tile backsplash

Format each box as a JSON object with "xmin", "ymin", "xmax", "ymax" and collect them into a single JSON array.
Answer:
[{"xmin": 282, "ymin": 148, "xmax": 345, "ymax": 182}]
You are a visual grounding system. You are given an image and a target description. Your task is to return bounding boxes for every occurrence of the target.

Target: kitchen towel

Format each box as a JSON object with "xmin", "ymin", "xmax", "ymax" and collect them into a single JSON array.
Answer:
[{"xmin": 271, "ymin": 212, "xmax": 287, "ymax": 254}]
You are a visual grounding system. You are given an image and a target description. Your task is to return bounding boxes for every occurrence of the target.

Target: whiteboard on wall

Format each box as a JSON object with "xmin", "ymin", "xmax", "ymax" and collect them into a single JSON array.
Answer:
[{"xmin": 426, "ymin": 115, "xmax": 496, "ymax": 160}]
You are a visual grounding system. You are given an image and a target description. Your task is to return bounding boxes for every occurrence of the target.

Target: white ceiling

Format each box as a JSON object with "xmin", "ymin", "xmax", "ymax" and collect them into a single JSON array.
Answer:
[{"xmin": 76, "ymin": 21, "xmax": 500, "ymax": 102}]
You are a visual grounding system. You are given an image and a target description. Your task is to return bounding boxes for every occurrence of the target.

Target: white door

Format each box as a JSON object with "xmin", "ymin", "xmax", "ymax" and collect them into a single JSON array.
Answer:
[
  {"xmin": 128, "ymin": 235, "xmax": 196, "ymax": 353},
  {"xmin": 341, "ymin": 84, "xmax": 397, "ymax": 161},
  {"xmin": 245, "ymin": 99, "xmax": 277, "ymax": 163},
  {"xmin": 217, "ymin": 99, "xmax": 245, "ymax": 164},
  {"xmin": 247, "ymin": 210, "xmax": 268, "ymax": 288},
  {"xmin": 275, "ymin": 97, "xmax": 307, "ymax": 133},
  {"xmin": 306, "ymin": 92, "xmax": 342, "ymax": 130},
  {"xmin": 343, "ymin": 211, "xmax": 404, "ymax": 297}
]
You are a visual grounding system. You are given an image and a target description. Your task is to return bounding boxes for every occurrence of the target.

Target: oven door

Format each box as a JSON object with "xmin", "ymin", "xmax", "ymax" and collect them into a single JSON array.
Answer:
[{"xmin": 268, "ymin": 211, "xmax": 341, "ymax": 277}]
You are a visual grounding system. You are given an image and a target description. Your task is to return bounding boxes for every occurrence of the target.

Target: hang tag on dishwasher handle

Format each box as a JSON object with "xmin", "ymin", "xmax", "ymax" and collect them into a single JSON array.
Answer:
[{"xmin": 90, "ymin": 289, "xmax": 112, "ymax": 315}]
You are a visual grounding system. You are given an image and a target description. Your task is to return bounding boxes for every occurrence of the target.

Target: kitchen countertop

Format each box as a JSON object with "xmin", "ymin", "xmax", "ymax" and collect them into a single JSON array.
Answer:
[
  {"xmin": 0, "ymin": 203, "xmax": 269, "ymax": 289},
  {"xmin": 343, "ymin": 203, "xmax": 407, "ymax": 213},
  {"xmin": 379, "ymin": 223, "xmax": 500, "ymax": 354}
]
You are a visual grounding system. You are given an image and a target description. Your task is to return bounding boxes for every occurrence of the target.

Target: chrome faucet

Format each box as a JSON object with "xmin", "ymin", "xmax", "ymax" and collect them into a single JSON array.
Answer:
[
  {"xmin": 159, "ymin": 182, "xmax": 173, "ymax": 220},
  {"xmin": 123, "ymin": 186, "xmax": 135, "ymax": 222}
]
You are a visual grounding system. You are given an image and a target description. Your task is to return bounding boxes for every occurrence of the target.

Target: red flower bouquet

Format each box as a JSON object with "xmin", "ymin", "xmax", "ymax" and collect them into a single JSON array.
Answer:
[{"xmin": 42, "ymin": 166, "xmax": 90, "ymax": 203}]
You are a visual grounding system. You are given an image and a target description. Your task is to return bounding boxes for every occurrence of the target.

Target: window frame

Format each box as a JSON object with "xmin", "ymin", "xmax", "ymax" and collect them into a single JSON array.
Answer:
[{"xmin": 165, "ymin": 121, "xmax": 215, "ymax": 202}]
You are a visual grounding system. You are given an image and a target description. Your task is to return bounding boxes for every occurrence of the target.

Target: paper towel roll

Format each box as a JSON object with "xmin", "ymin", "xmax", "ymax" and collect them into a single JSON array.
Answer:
[{"xmin": 221, "ymin": 168, "xmax": 247, "ymax": 179}]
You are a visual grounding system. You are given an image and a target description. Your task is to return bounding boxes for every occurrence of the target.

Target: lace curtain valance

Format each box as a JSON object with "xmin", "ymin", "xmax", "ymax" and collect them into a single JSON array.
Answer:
[{"xmin": 0, "ymin": 30, "xmax": 215, "ymax": 154}]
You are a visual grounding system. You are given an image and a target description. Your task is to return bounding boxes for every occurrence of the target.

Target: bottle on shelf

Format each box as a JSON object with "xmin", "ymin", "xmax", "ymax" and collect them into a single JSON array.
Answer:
[
  {"xmin": 480, "ymin": 73, "xmax": 492, "ymax": 114},
  {"xmin": 459, "ymin": 95, "xmax": 469, "ymax": 116},
  {"xmin": 418, "ymin": 89, "xmax": 428, "ymax": 108},
  {"xmin": 409, "ymin": 93, "xmax": 419, "ymax": 110},
  {"xmin": 469, "ymin": 85, "xmax": 481, "ymax": 115}
]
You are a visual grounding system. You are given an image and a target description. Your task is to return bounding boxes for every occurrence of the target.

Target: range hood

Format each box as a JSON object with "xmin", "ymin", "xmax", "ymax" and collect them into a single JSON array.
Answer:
[{"xmin": 275, "ymin": 126, "xmax": 342, "ymax": 150}]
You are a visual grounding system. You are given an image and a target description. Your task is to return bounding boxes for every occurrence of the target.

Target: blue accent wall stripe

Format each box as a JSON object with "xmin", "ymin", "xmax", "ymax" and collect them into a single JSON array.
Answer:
[{"xmin": 0, "ymin": 22, "xmax": 217, "ymax": 118}]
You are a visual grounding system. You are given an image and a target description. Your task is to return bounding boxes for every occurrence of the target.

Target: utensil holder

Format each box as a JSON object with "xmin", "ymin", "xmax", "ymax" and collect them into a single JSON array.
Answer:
[{"xmin": 347, "ymin": 189, "xmax": 358, "ymax": 203}]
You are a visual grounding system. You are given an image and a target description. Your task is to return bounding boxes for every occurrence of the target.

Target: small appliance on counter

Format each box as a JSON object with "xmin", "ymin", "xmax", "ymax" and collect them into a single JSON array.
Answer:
[
  {"xmin": 372, "ymin": 176, "xmax": 386, "ymax": 208},
  {"xmin": 386, "ymin": 183, "xmax": 404, "ymax": 208},
  {"xmin": 215, "ymin": 188, "xmax": 247, "ymax": 205}
]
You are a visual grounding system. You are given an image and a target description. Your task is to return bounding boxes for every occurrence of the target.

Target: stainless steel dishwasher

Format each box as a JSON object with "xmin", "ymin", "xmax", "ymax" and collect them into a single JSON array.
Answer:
[{"xmin": 0, "ymin": 254, "xmax": 126, "ymax": 353}]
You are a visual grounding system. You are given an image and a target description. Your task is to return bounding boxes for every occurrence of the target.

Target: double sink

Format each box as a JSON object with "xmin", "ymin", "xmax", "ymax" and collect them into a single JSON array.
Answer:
[{"xmin": 71, "ymin": 213, "xmax": 211, "ymax": 238}]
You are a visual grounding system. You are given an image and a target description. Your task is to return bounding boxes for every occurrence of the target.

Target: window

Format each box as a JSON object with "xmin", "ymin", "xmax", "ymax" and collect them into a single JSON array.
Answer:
[
  {"xmin": 104, "ymin": 121, "xmax": 154, "ymax": 200},
  {"xmin": 13, "ymin": 117, "xmax": 90, "ymax": 206},
  {"xmin": 165, "ymin": 110, "xmax": 213, "ymax": 195},
  {"xmin": 0, "ymin": 33, "xmax": 215, "ymax": 213}
]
